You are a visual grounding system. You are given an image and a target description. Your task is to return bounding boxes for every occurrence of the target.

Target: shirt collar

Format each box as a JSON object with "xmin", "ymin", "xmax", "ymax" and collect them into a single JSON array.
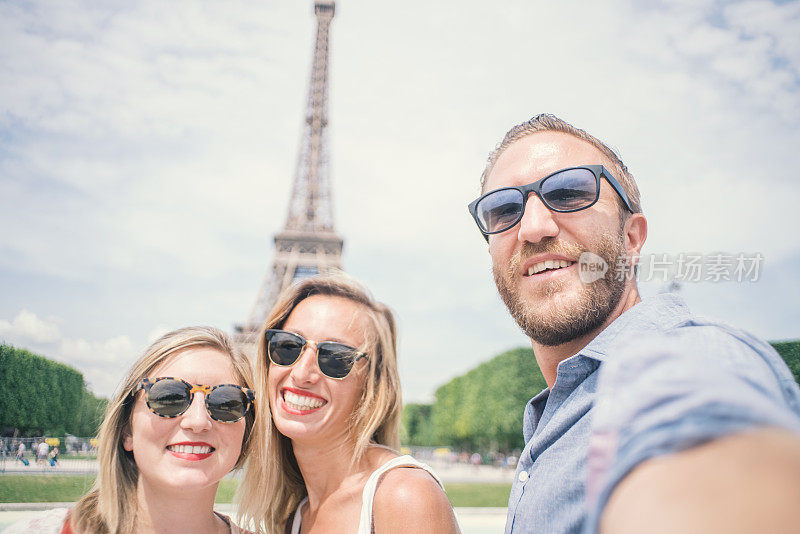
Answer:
[
  {"xmin": 523, "ymin": 294, "xmax": 691, "ymax": 437},
  {"xmin": 578, "ymin": 293, "xmax": 691, "ymax": 363}
]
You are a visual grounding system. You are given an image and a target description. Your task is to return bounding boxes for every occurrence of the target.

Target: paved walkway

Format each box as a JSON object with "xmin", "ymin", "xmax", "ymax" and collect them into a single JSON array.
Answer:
[{"xmin": 0, "ymin": 504, "xmax": 507, "ymax": 533}]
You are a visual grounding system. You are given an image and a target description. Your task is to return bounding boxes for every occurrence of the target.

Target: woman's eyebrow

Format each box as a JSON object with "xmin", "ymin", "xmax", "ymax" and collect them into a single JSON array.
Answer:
[
  {"xmin": 284, "ymin": 328, "xmax": 303, "ymax": 335},
  {"xmin": 323, "ymin": 337, "xmax": 358, "ymax": 345},
  {"xmin": 284, "ymin": 328, "xmax": 358, "ymax": 346}
]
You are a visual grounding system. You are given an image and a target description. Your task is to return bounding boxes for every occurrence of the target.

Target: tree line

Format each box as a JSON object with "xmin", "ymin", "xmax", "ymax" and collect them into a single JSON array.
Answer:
[
  {"xmin": 403, "ymin": 340, "xmax": 800, "ymax": 453},
  {"xmin": 403, "ymin": 347, "xmax": 547, "ymax": 452},
  {"xmin": 0, "ymin": 344, "xmax": 107, "ymax": 437}
]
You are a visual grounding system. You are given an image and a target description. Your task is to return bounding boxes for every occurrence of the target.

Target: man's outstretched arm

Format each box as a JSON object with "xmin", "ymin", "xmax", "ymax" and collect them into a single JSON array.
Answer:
[{"xmin": 600, "ymin": 428, "xmax": 800, "ymax": 534}]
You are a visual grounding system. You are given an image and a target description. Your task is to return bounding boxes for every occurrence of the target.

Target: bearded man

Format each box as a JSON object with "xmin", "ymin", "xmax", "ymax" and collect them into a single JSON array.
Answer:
[{"xmin": 468, "ymin": 114, "xmax": 800, "ymax": 534}]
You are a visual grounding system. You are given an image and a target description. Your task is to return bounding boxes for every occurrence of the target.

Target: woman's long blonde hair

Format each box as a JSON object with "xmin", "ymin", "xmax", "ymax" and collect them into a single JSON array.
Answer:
[
  {"xmin": 237, "ymin": 273, "xmax": 402, "ymax": 534},
  {"xmin": 70, "ymin": 326, "xmax": 255, "ymax": 534}
]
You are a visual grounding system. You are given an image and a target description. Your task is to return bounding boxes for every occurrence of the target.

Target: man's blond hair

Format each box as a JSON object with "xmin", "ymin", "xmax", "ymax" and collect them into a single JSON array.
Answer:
[{"xmin": 480, "ymin": 113, "xmax": 643, "ymax": 215}]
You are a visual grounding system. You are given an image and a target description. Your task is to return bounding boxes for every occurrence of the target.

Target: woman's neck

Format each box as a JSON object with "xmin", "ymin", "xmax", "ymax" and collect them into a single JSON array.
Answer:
[
  {"xmin": 292, "ymin": 437, "xmax": 382, "ymax": 507},
  {"xmin": 135, "ymin": 479, "xmax": 226, "ymax": 534}
]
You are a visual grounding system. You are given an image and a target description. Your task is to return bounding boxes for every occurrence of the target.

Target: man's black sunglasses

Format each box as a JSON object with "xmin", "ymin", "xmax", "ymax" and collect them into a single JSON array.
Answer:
[{"xmin": 468, "ymin": 165, "xmax": 634, "ymax": 242}]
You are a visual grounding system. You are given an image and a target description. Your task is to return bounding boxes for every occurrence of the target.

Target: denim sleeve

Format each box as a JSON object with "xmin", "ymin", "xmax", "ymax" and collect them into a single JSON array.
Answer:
[{"xmin": 582, "ymin": 325, "xmax": 800, "ymax": 534}]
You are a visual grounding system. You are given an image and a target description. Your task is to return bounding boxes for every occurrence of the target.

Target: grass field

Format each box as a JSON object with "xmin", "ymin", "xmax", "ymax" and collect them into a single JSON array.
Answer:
[
  {"xmin": 60, "ymin": 455, "xmax": 98, "ymax": 461},
  {"xmin": 443, "ymin": 482, "xmax": 511, "ymax": 507},
  {"xmin": 0, "ymin": 476, "xmax": 239, "ymax": 504},
  {"xmin": 0, "ymin": 476, "xmax": 96, "ymax": 503},
  {"xmin": 0, "ymin": 476, "xmax": 510, "ymax": 507}
]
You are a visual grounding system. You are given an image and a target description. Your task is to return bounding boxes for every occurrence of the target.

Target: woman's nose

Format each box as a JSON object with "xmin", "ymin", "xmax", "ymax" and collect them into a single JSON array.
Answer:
[
  {"xmin": 179, "ymin": 393, "xmax": 213, "ymax": 432},
  {"xmin": 290, "ymin": 343, "xmax": 322, "ymax": 384}
]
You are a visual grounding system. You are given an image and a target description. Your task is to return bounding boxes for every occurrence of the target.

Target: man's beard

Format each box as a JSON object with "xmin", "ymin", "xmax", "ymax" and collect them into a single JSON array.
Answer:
[{"xmin": 493, "ymin": 231, "xmax": 628, "ymax": 347}]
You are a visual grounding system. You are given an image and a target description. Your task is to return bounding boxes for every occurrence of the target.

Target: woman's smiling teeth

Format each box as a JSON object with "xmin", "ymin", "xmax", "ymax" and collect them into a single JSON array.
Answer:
[
  {"xmin": 528, "ymin": 259, "xmax": 574, "ymax": 276},
  {"xmin": 284, "ymin": 390, "xmax": 326, "ymax": 410},
  {"xmin": 167, "ymin": 444, "xmax": 213, "ymax": 454}
]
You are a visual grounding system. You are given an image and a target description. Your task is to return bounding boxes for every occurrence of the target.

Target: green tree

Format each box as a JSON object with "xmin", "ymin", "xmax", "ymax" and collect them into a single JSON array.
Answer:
[
  {"xmin": 73, "ymin": 389, "xmax": 108, "ymax": 437},
  {"xmin": 420, "ymin": 347, "xmax": 545, "ymax": 452},
  {"xmin": 401, "ymin": 403, "xmax": 435, "ymax": 446},
  {"xmin": 0, "ymin": 344, "xmax": 101, "ymax": 436},
  {"xmin": 772, "ymin": 340, "xmax": 800, "ymax": 384}
]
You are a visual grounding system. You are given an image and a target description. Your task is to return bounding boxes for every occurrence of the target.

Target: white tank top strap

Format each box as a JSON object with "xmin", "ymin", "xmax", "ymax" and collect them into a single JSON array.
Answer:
[
  {"xmin": 356, "ymin": 455, "xmax": 443, "ymax": 534},
  {"xmin": 290, "ymin": 496, "xmax": 308, "ymax": 534}
]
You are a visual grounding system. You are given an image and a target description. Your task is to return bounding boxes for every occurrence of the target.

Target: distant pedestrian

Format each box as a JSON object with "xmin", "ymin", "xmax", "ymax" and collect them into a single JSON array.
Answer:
[
  {"xmin": 37, "ymin": 440, "xmax": 49, "ymax": 465},
  {"xmin": 16, "ymin": 442, "xmax": 30, "ymax": 466},
  {"xmin": 470, "ymin": 452, "xmax": 482, "ymax": 469},
  {"xmin": 49, "ymin": 446, "xmax": 59, "ymax": 467}
]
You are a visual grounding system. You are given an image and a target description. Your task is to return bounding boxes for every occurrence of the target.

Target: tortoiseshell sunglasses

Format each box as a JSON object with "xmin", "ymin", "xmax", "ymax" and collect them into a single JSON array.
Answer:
[{"xmin": 135, "ymin": 377, "xmax": 255, "ymax": 423}]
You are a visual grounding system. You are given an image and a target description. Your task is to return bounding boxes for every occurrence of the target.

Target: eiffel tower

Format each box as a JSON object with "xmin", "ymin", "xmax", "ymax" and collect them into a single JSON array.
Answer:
[{"xmin": 234, "ymin": 0, "xmax": 343, "ymax": 355}]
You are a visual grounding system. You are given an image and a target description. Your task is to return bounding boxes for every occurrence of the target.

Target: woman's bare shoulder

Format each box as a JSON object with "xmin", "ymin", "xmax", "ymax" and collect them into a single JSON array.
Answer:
[{"xmin": 373, "ymin": 467, "xmax": 460, "ymax": 533}]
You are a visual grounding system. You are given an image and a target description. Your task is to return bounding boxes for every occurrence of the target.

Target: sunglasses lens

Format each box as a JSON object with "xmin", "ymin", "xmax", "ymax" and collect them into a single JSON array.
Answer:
[
  {"xmin": 541, "ymin": 168, "xmax": 597, "ymax": 211},
  {"xmin": 475, "ymin": 189, "xmax": 524, "ymax": 234},
  {"xmin": 148, "ymin": 379, "xmax": 191, "ymax": 417},
  {"xmin": 318, "ymin": 343, "xmax": 361, "ymax": 379},
  {"xmin": 207, "ymin": 385, "xmax": 249, "ymax": 422},
  {"xmin": 268, "ymin": 331, "xmax": 304, "ymax": 366}
]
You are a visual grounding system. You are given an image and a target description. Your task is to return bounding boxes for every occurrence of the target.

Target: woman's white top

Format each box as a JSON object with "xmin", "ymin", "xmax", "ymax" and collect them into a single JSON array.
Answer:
[
  {"xmin": 2, "ymin": 507, "xmax": 68, "ymax": 533},
  {"xmin": 289, "ymin": 455, "xmax": 443, "ymax": 534}
]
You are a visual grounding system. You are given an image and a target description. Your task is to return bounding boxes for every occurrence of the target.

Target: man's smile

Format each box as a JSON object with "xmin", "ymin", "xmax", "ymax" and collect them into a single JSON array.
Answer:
[
  {"xmin": 526, "ymin": 259, "xmax": 575, "ymax": 276},
  {"xmin": 521, "ymin": 254, "xmax": 578, "ymax": 278}
]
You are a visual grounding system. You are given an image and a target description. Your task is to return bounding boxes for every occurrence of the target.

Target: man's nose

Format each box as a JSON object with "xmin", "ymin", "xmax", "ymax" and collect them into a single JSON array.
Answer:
[
  {"xmin": 179, "ymin": 394, "xmax": 213, "ymax": 432},
  {"xmin": 516, "ymin": 193, "xmax": 559, "ymax": 244}
]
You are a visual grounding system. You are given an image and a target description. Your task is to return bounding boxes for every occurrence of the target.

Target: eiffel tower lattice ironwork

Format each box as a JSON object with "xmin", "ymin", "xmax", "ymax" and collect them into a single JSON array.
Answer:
[{"xmin": 234, "ymin": 0, "xmax": 343, "ymax": 353}]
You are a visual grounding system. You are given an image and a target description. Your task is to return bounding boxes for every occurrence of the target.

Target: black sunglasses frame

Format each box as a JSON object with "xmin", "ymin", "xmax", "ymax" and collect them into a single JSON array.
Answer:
[
  {"xmin": 264, "ymin": 329, "xmax": 369, "ymax": 380},
  {"xmin": 468, "ymin": 165, "xmax": 634, "ymax": 242},
  {"xmin": 135, "ymin": 377, "xmax": 255, "ymax": 423}
]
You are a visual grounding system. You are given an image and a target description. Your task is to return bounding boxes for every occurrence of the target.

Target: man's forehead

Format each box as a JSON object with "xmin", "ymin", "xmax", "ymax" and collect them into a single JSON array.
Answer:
[{"xmin": 484, "ymin": 131, "xmax": 605, "ymax": 191}]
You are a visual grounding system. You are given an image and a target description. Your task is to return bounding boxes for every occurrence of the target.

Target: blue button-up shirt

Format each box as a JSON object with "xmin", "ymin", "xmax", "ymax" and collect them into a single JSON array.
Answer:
[{"xmin": 504, "ymin": 294, "xmax": 800, "ymax": 534}]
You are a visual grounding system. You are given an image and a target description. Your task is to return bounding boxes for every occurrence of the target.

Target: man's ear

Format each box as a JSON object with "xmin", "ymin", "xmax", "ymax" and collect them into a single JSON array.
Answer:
[{"xmin": 624, "ymin": 213, "xmax": 647, "ymax": 265}]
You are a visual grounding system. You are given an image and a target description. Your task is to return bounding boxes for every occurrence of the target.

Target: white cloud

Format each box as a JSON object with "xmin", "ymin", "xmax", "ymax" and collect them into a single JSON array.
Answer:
[
  {"xmin": 59, "ymin": 335, "xmax": 135, "ymax": 369},
  {"xmin": 0, "ymin": 310, "xmax": 61, "ymax": 344}
]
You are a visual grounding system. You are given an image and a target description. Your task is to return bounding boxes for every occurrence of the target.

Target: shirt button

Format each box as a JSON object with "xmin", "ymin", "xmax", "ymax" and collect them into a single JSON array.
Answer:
[{"xmin": 518, "ymin": 471, "xmax": 529, "ymax": 483}]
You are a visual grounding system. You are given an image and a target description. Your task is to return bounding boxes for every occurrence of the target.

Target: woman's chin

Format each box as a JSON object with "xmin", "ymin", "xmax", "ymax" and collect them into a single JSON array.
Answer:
[
  {"xmin": 139, "ymin": 459, "xmax": 233, "ymax": 496},
  {"xmin": 143, "ymin": 473, "xmax": 220, "ymax": 495}
]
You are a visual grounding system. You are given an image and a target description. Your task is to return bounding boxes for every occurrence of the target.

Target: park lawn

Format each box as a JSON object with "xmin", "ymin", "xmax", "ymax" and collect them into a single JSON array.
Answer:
[
  {"xmin": 444, "ymin": 482, "xmax": 511, "ymax": 507},
  {"xmin": 0, "ymin": 476, "xmax": 239, "ymax": 503},
  {"xmin": 62, "ymin": 455, "xmax": 98, "ymax": 461},
  {"xmin": 0, "ymin": 476, "xmax": 96, "ymax": 503},
  {"xmin": 0, "ymin": 476, "xmax": 509, "ymax": 507}
]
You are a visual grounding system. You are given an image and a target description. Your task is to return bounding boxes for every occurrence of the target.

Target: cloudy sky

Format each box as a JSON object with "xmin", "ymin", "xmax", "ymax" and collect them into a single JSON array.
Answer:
[{"xmin": 1, "ymin": 0, "xmax": 799, "ymax": 402}]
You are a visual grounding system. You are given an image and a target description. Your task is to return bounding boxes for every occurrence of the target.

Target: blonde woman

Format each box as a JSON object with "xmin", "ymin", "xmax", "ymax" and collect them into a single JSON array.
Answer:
[
  {"xmin": 238, "ymin": 274, "xmax": 460, "ymax": 534},
  {"xmin": 6, "ymin": 326, "xmax": 256, "ymax": 533}
]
